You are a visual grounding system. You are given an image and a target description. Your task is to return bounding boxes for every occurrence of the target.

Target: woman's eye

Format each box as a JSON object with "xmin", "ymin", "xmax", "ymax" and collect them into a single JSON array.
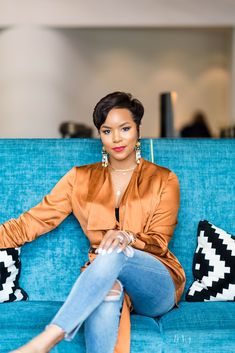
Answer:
[
  {"xmin": 102, "ymin": 129, "xmax": 111, "ymax": 135},
  {"xmin": 122, "ymin": 127, "xmax": 131, "ymax": 132}
]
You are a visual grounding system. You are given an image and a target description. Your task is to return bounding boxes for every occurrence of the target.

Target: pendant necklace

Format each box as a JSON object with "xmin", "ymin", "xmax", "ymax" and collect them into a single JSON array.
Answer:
[{"xmin": 109, "ymin": 164, "xmax": 136, "ymax": 204}]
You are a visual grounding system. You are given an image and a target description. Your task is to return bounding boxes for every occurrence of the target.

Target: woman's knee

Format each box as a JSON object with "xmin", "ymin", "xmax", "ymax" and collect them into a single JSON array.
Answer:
[
  {"xmin": 86, "ymin": 281, "xmax": 124, "ymax": 325},
  {"xmin": 104, "ymin": 279, "xmax": 123, "ymax": 302}
]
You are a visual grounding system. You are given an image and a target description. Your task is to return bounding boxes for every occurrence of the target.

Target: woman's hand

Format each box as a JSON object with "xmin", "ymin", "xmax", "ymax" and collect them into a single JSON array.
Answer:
[{"xmin": 96, "ymin": 229, "xmax": 129, "ymax": 255}]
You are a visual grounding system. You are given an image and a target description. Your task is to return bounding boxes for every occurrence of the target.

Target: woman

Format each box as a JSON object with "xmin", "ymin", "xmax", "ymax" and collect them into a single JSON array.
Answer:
[{"xmin": 0, "ymin": 91, "xmax": 186, "ymax": 353}]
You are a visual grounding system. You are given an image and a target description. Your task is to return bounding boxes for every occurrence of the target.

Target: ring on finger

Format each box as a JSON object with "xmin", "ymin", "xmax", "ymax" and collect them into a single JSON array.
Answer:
[{"xmin": 117, "ymin": 234, "xmax": 125, "ymax": 244}]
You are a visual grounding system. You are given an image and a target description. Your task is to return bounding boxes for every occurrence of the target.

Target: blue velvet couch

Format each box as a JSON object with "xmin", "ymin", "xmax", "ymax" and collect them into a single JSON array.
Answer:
[{"xmin": 0, "ymin": 138, "xmax": 234, "ymax": 353}]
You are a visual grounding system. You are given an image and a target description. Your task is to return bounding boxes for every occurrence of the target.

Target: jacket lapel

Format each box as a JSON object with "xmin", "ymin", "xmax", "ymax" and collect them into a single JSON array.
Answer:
[
  {"xmin": 86, "ymin": 163, "xmax": 116, "ymax": 231},
  {"xmin": 120, "ymin": 159, "xmax": 148, "ymax": 233}
]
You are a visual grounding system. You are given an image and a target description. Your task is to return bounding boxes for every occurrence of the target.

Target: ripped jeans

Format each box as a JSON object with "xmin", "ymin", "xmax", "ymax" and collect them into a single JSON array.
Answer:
[{"xmin": 48, "ymin": 248, "xmax": 176, "ymax": 353}]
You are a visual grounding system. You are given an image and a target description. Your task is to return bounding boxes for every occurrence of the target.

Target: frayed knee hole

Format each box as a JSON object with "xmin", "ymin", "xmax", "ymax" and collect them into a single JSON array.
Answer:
[{"xmin": 104, "ymin": 280, "xmax": 123, "ymax": 302}]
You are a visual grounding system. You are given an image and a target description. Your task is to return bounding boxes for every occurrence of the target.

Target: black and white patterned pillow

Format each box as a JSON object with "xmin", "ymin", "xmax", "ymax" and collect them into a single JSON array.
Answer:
[
  {"xmin": 186, "ymin": 220, "xmax": 235, "ymax": 302},
  {"xmin": 0, "ymin": 248, "xmax": 28, "ymax": 303}
]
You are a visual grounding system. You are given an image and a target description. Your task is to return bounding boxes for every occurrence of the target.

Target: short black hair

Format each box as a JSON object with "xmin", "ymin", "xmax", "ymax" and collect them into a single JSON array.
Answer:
[{"xmin": 93, "ymin": 91, "xmax": 144, "ymax": 136}]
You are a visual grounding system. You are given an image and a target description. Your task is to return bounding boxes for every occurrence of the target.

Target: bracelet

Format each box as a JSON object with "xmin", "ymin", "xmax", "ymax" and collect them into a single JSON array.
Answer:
[
  {"xmin": 116, "ymin": 234, "xmax": 125, "ymax": 244},
  {"xmin": 127, "ymin": 231, "xmax": 137, "ymax": 245}
]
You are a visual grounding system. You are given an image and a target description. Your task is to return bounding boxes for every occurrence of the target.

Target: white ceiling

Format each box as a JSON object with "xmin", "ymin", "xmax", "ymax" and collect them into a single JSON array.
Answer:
[{"xmin": 0, "ymin": 0, "xmax": 234, "ymax": 27}]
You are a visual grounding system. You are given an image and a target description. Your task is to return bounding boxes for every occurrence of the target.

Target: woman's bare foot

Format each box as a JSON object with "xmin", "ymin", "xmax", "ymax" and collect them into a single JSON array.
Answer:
[{"xmin": 9, "ymin": 324, "xmax": 65, "ymax": 353}]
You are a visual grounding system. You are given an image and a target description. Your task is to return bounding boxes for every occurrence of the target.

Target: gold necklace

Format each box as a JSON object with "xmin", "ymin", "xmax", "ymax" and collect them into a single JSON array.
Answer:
[
  {"xmin": 110, "ymin": 165, "xmax": 136, "ymax": 173},
  {"xmin": 109, "ymin": 165, "xmax": 136, "ymax": 204}
]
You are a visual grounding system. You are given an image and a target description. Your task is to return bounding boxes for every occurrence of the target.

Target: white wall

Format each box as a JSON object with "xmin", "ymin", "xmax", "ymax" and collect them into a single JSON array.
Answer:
[
  {"xmin": 0, "ymin": 0, "xmax": 235, "ymax": 27},
  {"xmin": 0, "ymin": 26, "xmax": 77, "ymax": 137},
  {"xmin": 0, "ymin": 27, "xmax": 231, "ymax": 137},
  {"xmin": 231, "ymin": 29, "xmax": 235, "ymax": 124}
]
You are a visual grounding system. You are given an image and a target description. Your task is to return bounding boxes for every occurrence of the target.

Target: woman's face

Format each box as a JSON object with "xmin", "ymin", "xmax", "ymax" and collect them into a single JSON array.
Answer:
[{"xmin": 100, "ymin": 108, "xmax": 139, "ymax": 163}]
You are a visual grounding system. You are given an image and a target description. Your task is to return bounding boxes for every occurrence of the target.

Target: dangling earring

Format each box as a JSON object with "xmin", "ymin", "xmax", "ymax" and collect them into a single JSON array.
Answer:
[
  {"xmin": 102, "ymin": 146, "xmax": 109, "ymax": 167},
  {"xmin": 135, "ymin": 138, "xmax": 141, "ymax": 164}
]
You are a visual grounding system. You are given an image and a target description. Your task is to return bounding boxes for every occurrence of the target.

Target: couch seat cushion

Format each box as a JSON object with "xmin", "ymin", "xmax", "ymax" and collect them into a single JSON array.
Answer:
[
  {"xmin": 0, "ymin": 301, "xmax": 85, "ymax": 353},
  {"xmin": 158, "ymin": 302, "xmax": 235, "ymax": 352},
  {"xmin": 130, "ymin": 315, "xmax": 162, "ymax": 352},
  {"xmin": 0, "ymin": 301, "xmax": 162, "ymax": 353}
]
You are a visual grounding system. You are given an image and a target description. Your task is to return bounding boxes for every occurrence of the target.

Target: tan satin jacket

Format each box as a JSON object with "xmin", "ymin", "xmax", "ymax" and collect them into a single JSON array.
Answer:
[{"xmin": 0, "ymin": 158, "xmax": 186, "ymax": 305}]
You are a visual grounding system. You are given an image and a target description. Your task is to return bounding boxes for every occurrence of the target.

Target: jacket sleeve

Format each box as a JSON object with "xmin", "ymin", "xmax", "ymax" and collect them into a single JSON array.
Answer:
[
  {"xmin": 134, "ymin": 171, "xmax": 180, "ymax": 256},
  {"xmin": 0, "ymin": 167, "xmax": 76, "ymax": 248}
]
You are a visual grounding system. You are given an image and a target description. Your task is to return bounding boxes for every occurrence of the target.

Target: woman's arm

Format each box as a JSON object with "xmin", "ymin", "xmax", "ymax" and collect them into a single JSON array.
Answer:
[
  {"xmin": 0, "ymin": 167, "xmax": 76, "ymax": 248},
  {"xmin": 133, "ymin": 171, "xmax": 180, "ymax": 256}
]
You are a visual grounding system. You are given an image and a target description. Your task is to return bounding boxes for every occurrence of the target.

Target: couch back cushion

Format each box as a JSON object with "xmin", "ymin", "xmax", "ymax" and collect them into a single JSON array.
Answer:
[
  {"xmin": 152, "ymin": 139, "xmax": 235, "ymax": 299},
  {"xmin": 0, "ymin": 139, "xmax": 234, "ymax": 301}
]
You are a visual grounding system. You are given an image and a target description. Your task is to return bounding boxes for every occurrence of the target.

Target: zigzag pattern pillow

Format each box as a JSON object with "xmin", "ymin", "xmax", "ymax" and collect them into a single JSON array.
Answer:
[
  {"xmin": 186, "ymin": 220, "xmax": 235, "ymax": 302},
  {"xmin": 0, "ymin": 248, "xmax": 28, "ymax": 303}
]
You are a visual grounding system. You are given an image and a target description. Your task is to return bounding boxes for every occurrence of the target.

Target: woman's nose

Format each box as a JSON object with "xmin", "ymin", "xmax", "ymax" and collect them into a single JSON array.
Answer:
[{"xmin": 113, "ymin": 131, "xmax": 122, "ymax": 142}]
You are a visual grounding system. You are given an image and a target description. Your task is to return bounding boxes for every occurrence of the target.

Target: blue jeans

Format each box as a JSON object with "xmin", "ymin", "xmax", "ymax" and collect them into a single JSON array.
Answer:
[{"xmin": 49, "ymin": 248, "xmax": 175, "ymax": 353}]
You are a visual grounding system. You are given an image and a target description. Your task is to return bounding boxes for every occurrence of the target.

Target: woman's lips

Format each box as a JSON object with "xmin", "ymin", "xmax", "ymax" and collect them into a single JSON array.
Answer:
[{"xmin": 112, "ymin": 146, "xmax": 126, "ymax": 152}]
